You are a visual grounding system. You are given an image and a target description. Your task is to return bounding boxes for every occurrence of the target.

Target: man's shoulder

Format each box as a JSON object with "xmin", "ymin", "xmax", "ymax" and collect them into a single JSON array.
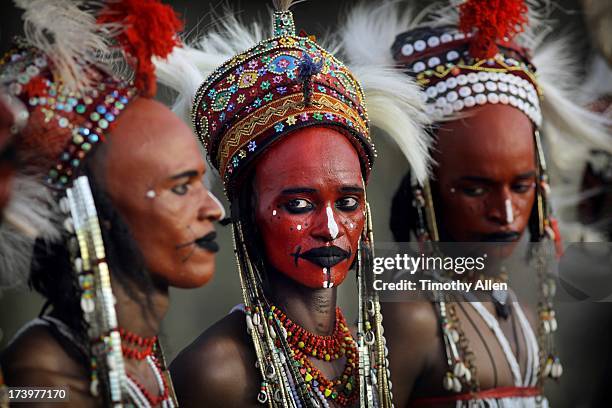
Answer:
[
  {"xmin": 1, "ymin": 320, "xmax": 93, "ymax": 403},
  {"xmin": 170, "ymin": 311, "xmax": 260, "ymax": 407},
  {"xmin": 382, "ymin": 299, "xmax": 439, "ymax": 340},
  {"xmin": 2, "ymin": 322, "xmax": 85, "ymax": 376},
  {"xmin": 173, "ymin": 310, "xmax": 252, "ymax": 370}
]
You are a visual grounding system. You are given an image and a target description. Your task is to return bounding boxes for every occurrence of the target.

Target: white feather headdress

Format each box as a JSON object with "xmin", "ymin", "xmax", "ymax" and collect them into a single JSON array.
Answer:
[
  {"xmin": 0, "ymin": 175, "xmax": 62, "ymax": 290},
  {"xmin": 14, "ymin": 0, "xmax": 114, "ymax": 93}
]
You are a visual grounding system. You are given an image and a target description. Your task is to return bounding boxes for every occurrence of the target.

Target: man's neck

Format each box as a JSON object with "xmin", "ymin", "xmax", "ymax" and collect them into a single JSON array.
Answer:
[
  {"xmin": 267, "ymin": 270, "xmax": 337, "ymax": 336},
  {"xmin": 112, "ymin": 279, "xmax": 169, "ymax": 338}
]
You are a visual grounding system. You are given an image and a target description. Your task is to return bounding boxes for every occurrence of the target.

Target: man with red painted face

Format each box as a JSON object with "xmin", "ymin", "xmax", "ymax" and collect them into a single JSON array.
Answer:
[
  {"xmin": 155, "ymin": 2, "xmax": 430, "ymax": 406},
  {"xmin": 340, "ymin": 1, "xmax": 612, "ymax": 407},
  {"xmin": 0, "ymin": 1, "xmax": 223, "ymax": 406}
]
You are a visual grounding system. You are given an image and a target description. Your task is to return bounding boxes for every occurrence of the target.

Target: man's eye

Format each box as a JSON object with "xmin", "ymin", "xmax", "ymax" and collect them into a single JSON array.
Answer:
[
  {"xmin": 512, "ymin": 183, "xmax": 533, "ymax": 194},
  {"xmin": 461, "ymin": 186, "xmax": 486, "ymax": 197},
  {"xmin": 284, "ymin": 199, "xmax": 313, "ymax": 214},
  {"xmin": 171, "ymin": 183, "xmax": 190, "ymax": 195},
  {"xmin": 336, "ymin": 197, "xmax": 359, "ymax": 211}
]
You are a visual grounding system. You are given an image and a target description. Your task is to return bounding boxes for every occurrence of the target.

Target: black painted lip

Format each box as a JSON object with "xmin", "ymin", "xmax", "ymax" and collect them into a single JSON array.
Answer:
[
  {"xmin": 296, "ymin": 246, "xmax": 351, "ymax": 268},
  {"xmin": 480, "ymin": 231, "xmax": 521, "ymax": 243},
  {"xmin": 194, "ymin": 231, "xmax": 219, "ymax": 253}
]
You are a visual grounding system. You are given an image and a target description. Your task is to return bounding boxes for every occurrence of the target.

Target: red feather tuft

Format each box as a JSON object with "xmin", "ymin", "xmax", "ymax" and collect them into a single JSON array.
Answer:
[
  {"xmin": 97, "ymin": 0, "xmax": 183, "ymax": 97},
  {"xmin": 459, "ymin": 0, "xmax": 528, "ymax": 59}
]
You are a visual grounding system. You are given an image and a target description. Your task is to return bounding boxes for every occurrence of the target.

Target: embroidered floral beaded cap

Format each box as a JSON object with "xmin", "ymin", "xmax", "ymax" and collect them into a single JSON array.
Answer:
[
  {"xmin": 392, "ymin": 0, "xmax": 543, "ymax": 126},
  {"xmin": 192, "ymin": 10, "xmax": 376, "ymax": 194}
]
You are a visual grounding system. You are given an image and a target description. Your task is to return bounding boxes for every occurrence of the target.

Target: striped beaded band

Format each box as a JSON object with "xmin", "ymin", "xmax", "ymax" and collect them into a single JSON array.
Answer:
[
  {"xmin": 46, "ymin": 82, "xmax": 136, "ymax": 188},
  {"xmin": 393, "ymin": 26, "xmax": 542, "ymax": 126}
]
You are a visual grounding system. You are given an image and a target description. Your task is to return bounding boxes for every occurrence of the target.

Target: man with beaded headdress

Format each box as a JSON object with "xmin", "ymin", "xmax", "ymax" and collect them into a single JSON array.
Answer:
[
  {"xmin": 339, "ymin": 0, "xmax": 612, "ymax": 407},
  {"xmin": 0, "ymin": 0, "xmax": 225, "ymax": 406},
  {"xmin": 154, "ymin": 0, "xmax": 430, "ymax": 406}
]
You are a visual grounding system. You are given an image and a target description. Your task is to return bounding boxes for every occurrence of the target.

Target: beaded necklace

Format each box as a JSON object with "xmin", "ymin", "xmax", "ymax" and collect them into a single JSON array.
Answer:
[
  {"xmin": 125, "ymin": 355, "xmax": 173, "ymax": 408},
  {"xmin": 120, "ymin": 328, "xmax": 173, "ymax": 407},
  {"xmin": 272, "ymin": 305, "xmax": 359, "ymax": 407},
  {"xmin": 120, "ymin": 328, "xmax": 157, "ymax": 360}
]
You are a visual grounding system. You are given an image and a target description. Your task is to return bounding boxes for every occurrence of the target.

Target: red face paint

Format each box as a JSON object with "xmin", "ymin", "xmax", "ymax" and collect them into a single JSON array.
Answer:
[
  {"xmin": 433, "ymin": 104, "xmax": 536, "ymax": 255},
  {"xmin": 254, "ymin": 126, "xmax": 365, "ymax": 288}
]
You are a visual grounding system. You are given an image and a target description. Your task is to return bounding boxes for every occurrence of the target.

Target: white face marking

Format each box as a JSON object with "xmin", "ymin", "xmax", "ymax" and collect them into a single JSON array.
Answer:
[
  {"xmin": 326, "ymin": 205, "xmax": 339, "ymax": 239},
  {"xmin": 208, "ymin": 191, "xmax": 226, "ymax": 219},
  {"xmin": 322, "ymin": 267, "xmax": 330, "ymax": 288},
  {"xmin": 505, "ymin": 198, "xmax": 514, "ymax": 224},
  {"xmin": 272, "ymin": 209, "xmax": 277, "ymax": 216},
  {"xmin": 349, "ymin": 222, "xmax": 354, "ymax": 229},
  {"xmin": 296, "ymin": 224, "xmax": 302, "ymax": 231}
]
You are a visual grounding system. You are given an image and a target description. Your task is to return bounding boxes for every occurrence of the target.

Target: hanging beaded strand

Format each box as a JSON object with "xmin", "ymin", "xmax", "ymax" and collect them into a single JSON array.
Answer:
[
  {"xmin": 63, "ymin": 177, "xmax": 127, "ymax": 405},
  {"xmin": 368, "ymin": 204, "xmax": 393, "ymax": 408},
  {"xmin": 231, "ymin": 215, "xmax": 299, "ymax": 407},
  {"xmin": 532, "ymin": 129, "xmax": 562, "ymax": 383}
]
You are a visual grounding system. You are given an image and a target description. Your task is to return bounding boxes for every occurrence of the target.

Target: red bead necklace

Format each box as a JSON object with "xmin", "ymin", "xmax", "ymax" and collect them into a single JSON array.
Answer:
[
  {"xmin": 119, "ymin": 327, "xmax": 157, "ymax": 360},
  {"xmin": 272, "ymin": 306, "xmax": 352, "ymax": 361}
]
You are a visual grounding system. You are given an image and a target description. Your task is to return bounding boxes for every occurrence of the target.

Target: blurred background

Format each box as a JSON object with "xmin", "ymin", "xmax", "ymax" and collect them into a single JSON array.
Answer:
[{"xmin": 1, "ymin": 0, "xmax": 611, "ymax": 407}]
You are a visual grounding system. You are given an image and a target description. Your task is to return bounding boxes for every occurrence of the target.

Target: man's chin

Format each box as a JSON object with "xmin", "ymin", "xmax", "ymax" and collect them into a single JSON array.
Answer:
[
  {"xmin": 159, "ymin": 260, "xmax": 216, "ymax": 289},
  {"xmin": 282, "ymin": 266, "xmax": 350, "ymax": 289}
]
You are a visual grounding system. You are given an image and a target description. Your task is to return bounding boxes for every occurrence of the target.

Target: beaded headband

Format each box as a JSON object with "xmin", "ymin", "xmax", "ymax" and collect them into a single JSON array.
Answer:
[
  {"xmin": 0, "ymin": 42, "xmax": 137, "ymax": 189},
  {"xmin": 192, "ymin": 10, "xmax": 376, "ymax": 195},
  {"xmin": 393, "ymin": 25, "xmax": 542, "ymax": 126},
  {"xmin": 0, "ymin": 0, "xmax": 182, "ymax": 189},
  {"xmin": 393, "ymin": 0, "xmax": 542, "ymax": 127}
]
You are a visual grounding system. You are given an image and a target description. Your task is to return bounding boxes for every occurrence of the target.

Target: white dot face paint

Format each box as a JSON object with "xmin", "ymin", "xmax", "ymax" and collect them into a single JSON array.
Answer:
[
  {"xmin": 505, "ymin": 198, "xmax": 514, "ymax": 224},
  {"xmin": 349, "ymin": 223, "xmax": 354, "ymax": 229},
  {"xmin": 326, "ymin": 205, "xmax": 339, "ymax": 239},
  {"xmin": 296, "ymin": 224, "xmax": 302, "ymax": 231},
  {"xmin": 272, "ymin": 209, "xmax": 277, "ymax": 216}
]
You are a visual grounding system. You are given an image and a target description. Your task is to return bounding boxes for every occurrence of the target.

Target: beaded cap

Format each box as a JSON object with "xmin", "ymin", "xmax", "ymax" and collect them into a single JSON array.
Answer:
[
  {"xmin": 0, "ymin": 41, "xmax": 136, "ymax": 189},
  {"xmin": 192, "ymin": 10, "xmax": 376, "ymax": 195},
  {"xmin": 0, "ymin": 0, "xmax": 183, "ymax": 190},
  {"xmin": 393, "ymin": 19, "xmax": 542, "ymax": 126}
]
